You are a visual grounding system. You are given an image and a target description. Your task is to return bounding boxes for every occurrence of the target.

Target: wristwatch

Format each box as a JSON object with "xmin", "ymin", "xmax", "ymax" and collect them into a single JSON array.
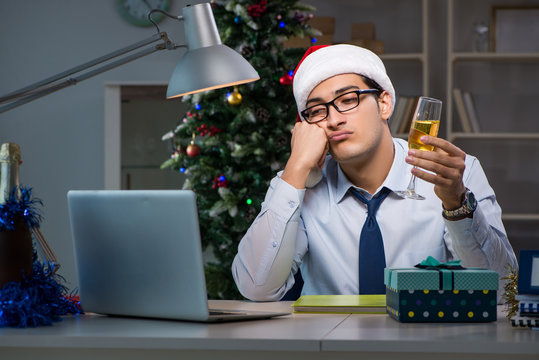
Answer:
[{"xmin": 442, "ymin": 188, "xmax": 477, "ymax": 220}]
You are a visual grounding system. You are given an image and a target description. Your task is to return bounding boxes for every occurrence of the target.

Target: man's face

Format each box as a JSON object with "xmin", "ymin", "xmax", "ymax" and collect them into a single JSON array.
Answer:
[{"xmin": 306, "ymin": 73, "xmax": 392, "ymax": 165}]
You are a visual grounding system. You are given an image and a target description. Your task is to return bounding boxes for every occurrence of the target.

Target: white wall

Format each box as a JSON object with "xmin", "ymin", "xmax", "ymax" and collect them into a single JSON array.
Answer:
[{"xmin": 0, "ymin": 0, "xmax": 206, "ymax": 287}]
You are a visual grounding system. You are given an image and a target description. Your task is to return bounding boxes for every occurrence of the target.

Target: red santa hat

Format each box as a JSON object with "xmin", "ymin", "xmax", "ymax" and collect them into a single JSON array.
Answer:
[{"xmin": 292, "ymin": 44, "xmax": 395, "ymax": 121}]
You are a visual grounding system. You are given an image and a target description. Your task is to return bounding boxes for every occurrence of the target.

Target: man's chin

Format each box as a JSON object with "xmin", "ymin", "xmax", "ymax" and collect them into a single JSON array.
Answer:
[
  {"xmin": 329, "ymin": 148, "xmax": 369, "ymax": 165},
  {"xmin": 328, "ymin": 145, "xmax": 353, "ymax": 162}
]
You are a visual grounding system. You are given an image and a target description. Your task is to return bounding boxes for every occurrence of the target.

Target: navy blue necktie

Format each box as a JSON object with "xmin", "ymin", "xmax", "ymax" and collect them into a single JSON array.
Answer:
[{"xmin": 350, "ymin": 187, "xmax": 391, "ymax": 294}]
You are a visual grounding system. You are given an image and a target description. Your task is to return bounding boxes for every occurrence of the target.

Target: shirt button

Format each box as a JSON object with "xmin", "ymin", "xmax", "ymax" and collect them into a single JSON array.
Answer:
[
  {"xmin": 272, "ymin": 241, "xmax": 278, "ymax": 248},
  {"xmin": 288, "ymin": 201, "xmax": 295, "ymax": 208}
]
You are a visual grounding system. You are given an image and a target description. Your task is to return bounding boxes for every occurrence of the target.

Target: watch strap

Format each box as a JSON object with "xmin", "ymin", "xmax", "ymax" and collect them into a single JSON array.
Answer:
[{"xmin": 442, "ymin": 189, "xmax": 476, "ymax": 220}]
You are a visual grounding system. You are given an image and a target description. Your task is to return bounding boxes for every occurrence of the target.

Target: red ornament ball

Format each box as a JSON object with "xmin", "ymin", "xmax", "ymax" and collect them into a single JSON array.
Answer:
[
  {"xmin": 186, "ymin": 143, "xmax": 200, "ymax": 157},
  {"xmin": 279, "ymin": 74, "xmax": 293, "ymax": 85}
]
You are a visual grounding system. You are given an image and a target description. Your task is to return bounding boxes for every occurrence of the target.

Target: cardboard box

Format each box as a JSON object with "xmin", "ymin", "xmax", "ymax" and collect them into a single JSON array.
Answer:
[
  {"xmin": 384, "ymin": 267, "xmax": 498, "ymax": 323},
  {"xmin": 312, "ymin": 34, "xmax": 334, "ymax": 46},
  {"xmin": 282, "ymin": 36, "xmax": 312, "ymax": 49},
  {"xmin": 307, "ymin": 16, "xmax": 335, "ymax": 35},
  {"xmin": 346, "ymin": 39, "xmax": 385, "ymax": 54},
  {"xmin": 351, "ymin": 23, "xmax": 376, "ymax": 40}
]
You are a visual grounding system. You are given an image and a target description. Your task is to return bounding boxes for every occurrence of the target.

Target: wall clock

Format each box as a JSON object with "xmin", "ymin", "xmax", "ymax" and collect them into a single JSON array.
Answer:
[{"xmin": 116, "ymin": 0, "xmax": 172, "ymax": 27}]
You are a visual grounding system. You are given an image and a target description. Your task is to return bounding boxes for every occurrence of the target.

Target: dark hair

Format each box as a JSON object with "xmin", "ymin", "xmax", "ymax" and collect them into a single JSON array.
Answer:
[
  {"xmin": 361, "ymin": 75, "xmax": 386, "ymax": 117},
  {"xmin": 361, "ymin": 75, "xmax": 384, "ymax": 94}
]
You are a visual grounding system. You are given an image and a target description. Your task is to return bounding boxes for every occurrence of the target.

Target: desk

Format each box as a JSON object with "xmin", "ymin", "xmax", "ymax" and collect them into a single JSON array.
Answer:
[{"xmin": 0, "ymin": 301, "xmax": 537, "ymax": 360}]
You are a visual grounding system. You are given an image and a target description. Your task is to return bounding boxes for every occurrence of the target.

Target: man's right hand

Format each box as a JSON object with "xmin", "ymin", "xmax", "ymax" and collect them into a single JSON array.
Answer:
[{"xmin": 281, "ymin": 121, "xmax": 329, "ymax": 189}]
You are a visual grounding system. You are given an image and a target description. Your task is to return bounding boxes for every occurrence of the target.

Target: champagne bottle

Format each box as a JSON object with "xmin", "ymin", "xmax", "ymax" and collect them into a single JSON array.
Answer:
[
  {"xmin": 0, "ymin": 143, "xmax": 22, "ymax": 203},
  {"xmin": 0, "ymin": 142, "xmax": 33, "ymax": 286}
]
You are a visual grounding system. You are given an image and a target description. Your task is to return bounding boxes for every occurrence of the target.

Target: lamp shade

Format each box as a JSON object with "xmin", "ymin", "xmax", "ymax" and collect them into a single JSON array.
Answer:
[{"xmin": 167, "ymin": 3, "xmax": 259, "ymax": 98}]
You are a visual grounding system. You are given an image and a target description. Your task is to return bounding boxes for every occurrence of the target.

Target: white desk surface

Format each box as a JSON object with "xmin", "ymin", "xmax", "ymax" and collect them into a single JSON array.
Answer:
[{"xmin": 1, "ymin": 301, "xmax": 537, "ymax": 360}]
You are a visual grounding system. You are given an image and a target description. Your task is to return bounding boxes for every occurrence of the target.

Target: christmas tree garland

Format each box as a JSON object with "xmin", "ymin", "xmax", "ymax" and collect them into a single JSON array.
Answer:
[{"xmin": 0, "ymin": 187, "xmax": 83, "ymax": 327}]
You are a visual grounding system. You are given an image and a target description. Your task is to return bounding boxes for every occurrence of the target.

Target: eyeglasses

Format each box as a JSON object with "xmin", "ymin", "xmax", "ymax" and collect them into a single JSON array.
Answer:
[{"xmin": 300, "ymin": 89, "xmax": 381, "ymax": 124}]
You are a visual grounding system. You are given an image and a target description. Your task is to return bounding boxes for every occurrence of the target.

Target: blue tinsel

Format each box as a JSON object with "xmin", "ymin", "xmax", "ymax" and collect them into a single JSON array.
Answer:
[
  {"xmin": 0, "ymin": 187, "xmax": 83, "ymax": 327},
  {"xmin": 0, "ymin": 187, "xmax": 42, "ymax": 231},
  {"xmin": 0, "ymin": 255, "xmax": 83, "ymax": 328}
]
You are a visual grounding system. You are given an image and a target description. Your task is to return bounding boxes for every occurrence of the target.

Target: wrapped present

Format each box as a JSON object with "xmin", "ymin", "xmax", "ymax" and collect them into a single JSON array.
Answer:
[{"xmin": 384, "ymin": 256, "xmax": 498, "ymax": 323}]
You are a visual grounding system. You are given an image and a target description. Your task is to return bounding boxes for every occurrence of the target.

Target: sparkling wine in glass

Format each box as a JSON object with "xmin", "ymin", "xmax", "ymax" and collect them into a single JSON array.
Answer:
[{"xmin": 395, "ymin": 96, "xmax": 442, "ymax": 200}]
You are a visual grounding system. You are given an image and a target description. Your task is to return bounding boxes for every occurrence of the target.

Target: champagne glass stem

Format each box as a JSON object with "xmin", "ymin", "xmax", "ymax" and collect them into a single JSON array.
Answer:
[
  {"xmin": 395, "ymin": 167, "xmax": 425, "ymax": 200},
  {"xmin": 406, "ymin": 172, "xmax": 418, "ymax": 192}
]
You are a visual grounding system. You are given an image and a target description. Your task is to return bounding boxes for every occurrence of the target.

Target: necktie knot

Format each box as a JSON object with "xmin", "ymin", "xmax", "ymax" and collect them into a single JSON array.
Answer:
[
  {"xmin": 367, "ymin": 193, "xmax": 386, "ymax": 215},
  {"xmin": 351, "ymin": 187, "xmax": 390, "ymax": 215}
]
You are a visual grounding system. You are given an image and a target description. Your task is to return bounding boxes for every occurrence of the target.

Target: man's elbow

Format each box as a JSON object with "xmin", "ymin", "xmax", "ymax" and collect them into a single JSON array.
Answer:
[
  {"xmin": 232, "ymin": 266, "xmax": 283, "ymax": 301},
  {"xmin": 237, "ymin": 284, "xmax": 284, "ymax": 302}
]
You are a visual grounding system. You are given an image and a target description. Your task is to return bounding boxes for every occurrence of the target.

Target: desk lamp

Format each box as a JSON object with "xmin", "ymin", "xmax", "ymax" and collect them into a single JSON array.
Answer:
[
  {"xmin": 0, "ymin": 2, "xmax": 260, "ymax": 113},
  {"xmin": 0, "ymin": 2, "xmax": 259, "ymax": 268}
]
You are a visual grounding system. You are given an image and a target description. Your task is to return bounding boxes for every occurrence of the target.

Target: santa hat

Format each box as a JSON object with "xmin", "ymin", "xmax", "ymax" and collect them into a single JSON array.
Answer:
[{"xmin": 292, "ymin": 44, "xmax": 395, "ymax": 121}]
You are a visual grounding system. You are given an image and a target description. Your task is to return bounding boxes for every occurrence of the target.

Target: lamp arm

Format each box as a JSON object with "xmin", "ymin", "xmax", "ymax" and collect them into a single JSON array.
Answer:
[
  {"xmin": 148, "ymin": 9, "xmax": 183, "ymax": 33},
  {"xmin": 0, "ymin": 32, "xmax": 186, "ymax": 114}
]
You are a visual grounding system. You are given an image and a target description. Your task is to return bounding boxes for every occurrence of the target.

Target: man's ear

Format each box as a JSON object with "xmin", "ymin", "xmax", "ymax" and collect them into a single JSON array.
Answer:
[{"xmin": 378, "ymin": 91, "xmax": 393, "ymax": 120}]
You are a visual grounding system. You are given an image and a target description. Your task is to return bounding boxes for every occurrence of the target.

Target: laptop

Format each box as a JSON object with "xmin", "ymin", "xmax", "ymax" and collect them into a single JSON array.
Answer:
[{"xmin": 67, "ymin": 190, "xmax": 289, "ymax": 322}]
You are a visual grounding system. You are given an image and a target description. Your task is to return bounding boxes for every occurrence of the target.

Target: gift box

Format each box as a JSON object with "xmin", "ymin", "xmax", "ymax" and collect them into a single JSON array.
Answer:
[{"xmin": 384, "ymin": 257, "xmax": 498, "ymax": 323}]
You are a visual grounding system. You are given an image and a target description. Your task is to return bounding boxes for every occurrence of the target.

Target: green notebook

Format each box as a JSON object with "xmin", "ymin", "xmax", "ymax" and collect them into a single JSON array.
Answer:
[{"xmin": 291, "ymin": 295, "xmax": 387, "ymax": 314}]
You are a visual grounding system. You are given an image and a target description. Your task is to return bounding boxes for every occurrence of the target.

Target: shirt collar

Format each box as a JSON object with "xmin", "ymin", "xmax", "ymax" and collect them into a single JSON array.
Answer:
[{"xmin": 333, "ymin": 138, "xmax": 412, "ymax": 203}]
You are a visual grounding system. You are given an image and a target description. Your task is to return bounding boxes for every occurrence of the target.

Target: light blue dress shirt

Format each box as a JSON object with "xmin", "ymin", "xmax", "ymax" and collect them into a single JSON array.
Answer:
[{"xmin": 232, "ymin": 138, "xmax": 517, "ymax": 301}]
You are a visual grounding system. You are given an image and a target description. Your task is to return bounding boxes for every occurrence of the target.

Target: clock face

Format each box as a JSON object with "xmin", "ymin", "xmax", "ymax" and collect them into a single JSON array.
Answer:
[{"xmin": 116, "ymin": 0, "xmax": 172, "ymax": 27}]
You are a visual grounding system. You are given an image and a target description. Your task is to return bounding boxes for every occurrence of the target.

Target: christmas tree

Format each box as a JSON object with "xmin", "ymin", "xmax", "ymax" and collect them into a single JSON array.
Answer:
[{"xmin": 161, "ymin": 0, "xmax": 319, "ymax": 299}]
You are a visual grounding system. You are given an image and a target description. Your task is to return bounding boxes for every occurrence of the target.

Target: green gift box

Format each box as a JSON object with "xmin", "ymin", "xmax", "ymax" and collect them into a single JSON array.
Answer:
[{"xmin": 384, "ymin": 257, "xmax": 498, "ymax": 323}]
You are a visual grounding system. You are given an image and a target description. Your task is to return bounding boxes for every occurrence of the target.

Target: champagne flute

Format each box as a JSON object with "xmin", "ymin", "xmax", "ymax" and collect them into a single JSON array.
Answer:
[{"xmin": 395, "ymin": 96, "xmax": 442, "ymax": 200}]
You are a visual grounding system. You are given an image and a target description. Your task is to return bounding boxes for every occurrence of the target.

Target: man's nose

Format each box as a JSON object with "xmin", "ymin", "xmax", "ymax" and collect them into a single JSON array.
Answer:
[{"xmin": 325, "ymin": 105, "xmax": 346, "ymax": 127}]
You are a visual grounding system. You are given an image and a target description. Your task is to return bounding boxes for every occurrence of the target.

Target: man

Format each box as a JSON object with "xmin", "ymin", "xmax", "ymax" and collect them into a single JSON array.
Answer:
[{"xmin": 232, "ymin": 44, "xmax": 517, "ymax": 301}]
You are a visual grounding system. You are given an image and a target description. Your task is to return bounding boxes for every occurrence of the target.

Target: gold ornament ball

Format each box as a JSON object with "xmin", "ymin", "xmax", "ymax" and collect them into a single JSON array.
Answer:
[{"xmin": 227, "ymin": 90, "xmax": 242, "ymax": 106}]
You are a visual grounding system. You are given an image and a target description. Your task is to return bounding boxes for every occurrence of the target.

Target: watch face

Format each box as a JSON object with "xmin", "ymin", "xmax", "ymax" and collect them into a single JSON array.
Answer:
[
  {"xmin": 116, "ymin": 0, "xmax": 172, "ymax": 27},
  {"xmin": 466, "ymin": 190, "xmax": 477, "ymax": 211}
]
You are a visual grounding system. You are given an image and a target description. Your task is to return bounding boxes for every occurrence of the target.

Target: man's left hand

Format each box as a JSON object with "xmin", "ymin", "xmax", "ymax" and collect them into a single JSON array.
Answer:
[{"xmin": 405, "ymin": 135, "xmax": 467, "ymax": 209}]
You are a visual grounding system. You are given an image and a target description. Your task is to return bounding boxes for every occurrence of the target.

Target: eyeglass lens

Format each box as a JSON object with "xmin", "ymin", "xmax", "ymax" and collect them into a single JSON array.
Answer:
[{"xmin": 302, "ymin": 90, "xmax": 376, "ymax": 123}]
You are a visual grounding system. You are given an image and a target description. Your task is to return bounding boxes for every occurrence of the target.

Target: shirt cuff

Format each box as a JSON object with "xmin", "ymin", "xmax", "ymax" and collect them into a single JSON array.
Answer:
[
  {"xmin": 265, "ymin": 176, "xmax": 305, "ymax": 222},
  {"xmin": 443, "ymin": 206, "xmax": 488, "ymax": 250}
]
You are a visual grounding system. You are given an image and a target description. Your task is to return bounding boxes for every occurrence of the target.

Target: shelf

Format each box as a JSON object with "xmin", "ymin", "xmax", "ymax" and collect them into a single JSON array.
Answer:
[
  {"xmin": 502, "ymin": 214, "xmax": 539, "ymax": 221},
  {"xmin": 121, "ymin": 165, "xmax": 162, "ymax": 169},
  {"xmin": 451, "ymin": 52, "xmax": 539, "ymax": 62},
  {"xmin": 380, "ymin": 53, "xmax": 425, "ymax": 61},
  {"xmin": 447, "ymin": 0, "xmax": 539, "ymax": 244},
  {"xmin": 450, "ymin": 132, "xmax": 539, "ymax": 140}
]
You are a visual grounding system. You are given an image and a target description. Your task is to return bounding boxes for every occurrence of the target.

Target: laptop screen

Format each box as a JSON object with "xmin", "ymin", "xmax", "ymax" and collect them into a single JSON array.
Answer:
[{"xmin": 68, "ymin": 190, "xmax": 211, "ymax": 321}]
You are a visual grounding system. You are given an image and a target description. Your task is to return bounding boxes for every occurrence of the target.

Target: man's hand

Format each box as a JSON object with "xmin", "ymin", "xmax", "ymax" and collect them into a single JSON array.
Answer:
[
  {"xmin": 405, "ymin": 135, "xmax": 467, "ymax": 209},
  {"xmin": 281, "ymin": 121, "xmax": 329, "ymax": 189}
]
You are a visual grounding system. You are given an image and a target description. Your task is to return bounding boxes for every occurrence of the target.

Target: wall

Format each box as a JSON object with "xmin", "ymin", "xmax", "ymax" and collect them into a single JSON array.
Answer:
[
  {"xmin": 0, "ymin": 0, "xmax": 206, "ymax": 287},
  {"xmin": 1, "ymin": 0, "xmax": 533, "ymax": 290}
]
